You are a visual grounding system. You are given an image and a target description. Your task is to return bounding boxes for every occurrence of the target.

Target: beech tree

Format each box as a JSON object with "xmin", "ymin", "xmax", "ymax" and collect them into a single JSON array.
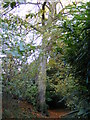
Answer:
[{"xmin": 1, "ymin": 0, "xmax": 58, "ymax": 115}]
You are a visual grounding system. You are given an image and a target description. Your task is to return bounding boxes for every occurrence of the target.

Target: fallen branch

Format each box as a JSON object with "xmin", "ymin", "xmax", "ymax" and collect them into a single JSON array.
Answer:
[
  {"xmin": 58, "ymin": 96, "xmax": 67, "ymax": 103},
  {"xmin": 61, "ymin": 109, "xmax": 79, "ymax": 118}
]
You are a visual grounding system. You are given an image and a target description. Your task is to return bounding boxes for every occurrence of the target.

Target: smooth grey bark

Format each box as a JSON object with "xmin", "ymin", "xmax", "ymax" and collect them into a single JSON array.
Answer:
[
  {"xmin": 37, "ymin": 1, "xmax": 57, "ymax": 115},
  {"xmin": 37, "ymin": 1, "xmax": 48, "ymax": 115},
  {"xmin": 37, "ymin": 53, "xmax": 47, "ymax": 114}
]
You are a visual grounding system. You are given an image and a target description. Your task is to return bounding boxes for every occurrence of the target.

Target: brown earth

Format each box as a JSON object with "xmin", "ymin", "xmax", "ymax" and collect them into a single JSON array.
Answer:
[
  {"xmin": 2, "ymin": 93, "xmax": 70, "ymax": 119},
  {"xmin": 19, "ymin": 100, "xmax": 70, "ymax": 119}
]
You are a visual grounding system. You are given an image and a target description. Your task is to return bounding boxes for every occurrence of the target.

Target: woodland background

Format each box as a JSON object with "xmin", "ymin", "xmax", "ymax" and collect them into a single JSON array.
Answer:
[{"xmin": 0, "ymin": 0, "xmax": 90, "ymax": 119}]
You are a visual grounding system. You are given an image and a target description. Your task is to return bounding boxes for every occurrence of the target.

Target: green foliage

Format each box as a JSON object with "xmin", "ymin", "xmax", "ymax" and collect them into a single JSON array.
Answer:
[
  {"xmin": 3, "ymin": 2, "xmax": 10, "ymax": 8},
  {"xmin": 3, "ymin": 61, "xmax": 38, "ymax": 106},
  {"xmin": 25, "ymin": 85, "xmax": 38, "ymax": 106},
  {"xmin": 60, "ymin": 2, "xmax": 89, "ymax": 81},
  {"xmin": 10, "ymin": 2, "xmax": 16, "ymax": 9},
  {"xmin": 26, "ymin": 13, "xmax": 35, "ymax": 19},
  {"xmin": 45, "ymin": 2, "xmax": 90, "ymax": 118},
  {"xmin": 1, "ymin": 15, "xmax": 36, "ymax": 60},
  {"xmin": 46, "ymin": 53, "xmax": 67, "ymax": 105},
  {"xmin": 57, "ymin": 2, "xmax": 90, "ymax": 118}
]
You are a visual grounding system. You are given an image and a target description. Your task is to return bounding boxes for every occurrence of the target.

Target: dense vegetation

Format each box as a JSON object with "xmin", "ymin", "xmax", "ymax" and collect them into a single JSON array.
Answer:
[{"xmin": 0, "ymin": 0, "xmax": 90, "ymax": 119}]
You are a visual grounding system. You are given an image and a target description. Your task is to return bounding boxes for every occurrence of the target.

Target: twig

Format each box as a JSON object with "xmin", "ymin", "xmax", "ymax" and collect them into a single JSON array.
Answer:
[{"xmin": 59, "ymin": 0, "xmax": 63, "ymax": 9}]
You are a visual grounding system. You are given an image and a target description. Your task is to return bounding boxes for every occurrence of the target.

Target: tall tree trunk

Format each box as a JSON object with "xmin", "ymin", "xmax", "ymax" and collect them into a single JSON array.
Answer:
[
  {"xmin": 37, "ymin": 1, "xmax": 57, "ymax": 115},
  {"xmin": 37, "ymin": 1, "xmax": 48, "ymax": 115},
  {"xmin": 37, "ymin": 53, "xmax": 47, "ymax": 114}
]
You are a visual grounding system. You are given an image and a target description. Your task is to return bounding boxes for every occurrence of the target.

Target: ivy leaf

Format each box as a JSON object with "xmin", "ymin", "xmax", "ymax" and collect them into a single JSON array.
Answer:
[
  {"xmin": 26, "ymin": 13, "xmax": 35, "ymax": 19},
  {"xmin": 30, "ymin": 45, "xmax": 36, "ymax": 51},
  {"xmin": 10, "ymin": 2, "xmax": 16, "ymax": 9},
  {"xmin": 26, "ymin": 14, "xmax": 30, "ymax": 19},
  {"xmin": 3, "ymin": 2, "xmax": 10, "ymax": 8}
]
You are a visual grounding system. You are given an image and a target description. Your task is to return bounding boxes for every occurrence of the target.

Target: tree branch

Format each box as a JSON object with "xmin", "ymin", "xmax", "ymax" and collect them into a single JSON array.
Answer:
[
  {"xmin": 59, "ymin": 0, "xmax": 63, "ymax": 9},
  {"xmin": 29, "ymin": 24, "xmax": 43, "ymax": 34},
  {"xmin": 42, "ymin": 2, "xmax": 46, "ymax": 25},
  {"xmin": 20, "ymin": 2, "xmax": 41, "ymax": 5},
  {"xmin": 2, "ymin": 2, "xmax": 42, "ymax": 16}
]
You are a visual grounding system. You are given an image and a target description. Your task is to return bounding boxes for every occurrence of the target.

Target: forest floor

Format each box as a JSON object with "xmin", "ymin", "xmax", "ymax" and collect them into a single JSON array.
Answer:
[
  {"xmin": 19, "ymin": 100, "xmax": 70, "ymax": 119},
  {"xmin": 2, "ymin": 93, "xmax": 70, "ymax": 119}
]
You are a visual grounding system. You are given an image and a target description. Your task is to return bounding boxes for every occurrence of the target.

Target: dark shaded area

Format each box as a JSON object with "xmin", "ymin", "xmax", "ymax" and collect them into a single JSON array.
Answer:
[
  {"xmin": 2, "ymin": 92, "xmax": 20, "ymax": 118},
  {"xmin": 46, "ymin": 95, "xmax": 66, "ymax": 109}
]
